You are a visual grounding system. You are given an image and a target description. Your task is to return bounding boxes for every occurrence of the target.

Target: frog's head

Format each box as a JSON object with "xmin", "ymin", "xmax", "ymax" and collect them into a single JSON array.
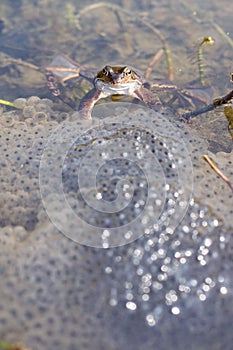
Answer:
[{"xmin": 94, "ymin": 65, "xmax": 142, "ymax": 97}]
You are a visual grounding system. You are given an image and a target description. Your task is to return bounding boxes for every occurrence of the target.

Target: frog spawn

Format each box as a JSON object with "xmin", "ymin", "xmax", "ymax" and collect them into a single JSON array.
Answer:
[
  {"xmin": 193, "ymin": 151, "xmax": 233, "ymax": 227},
  {"xmin": 0, "ymin": 97, "xmax": 233, "ymax": 349},
  {"xmin": 0, "ymin": 97, "xmax": 58, "ymax": 230}
]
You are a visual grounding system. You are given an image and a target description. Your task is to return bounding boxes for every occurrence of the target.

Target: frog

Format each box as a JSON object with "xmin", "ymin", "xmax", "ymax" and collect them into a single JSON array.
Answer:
[
  {"xmin": 45, "ymin": 54, "xmax": 233, "ymax": 188},
  {"xmin": 45, "ymin": 55, "xmax": 162, "ymax": 120},
  {"xmin": 45, "ymin": 54, "xmax": 228, "ymax": 122},
  {"xmin": 79, "ymin": 65, "xmax": 162, "ymax": 119}
]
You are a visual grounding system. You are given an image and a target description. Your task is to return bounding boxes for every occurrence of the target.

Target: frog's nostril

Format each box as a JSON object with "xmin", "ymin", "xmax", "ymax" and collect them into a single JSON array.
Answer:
[
  {"xmin": 112, "ymin": 78, "xmax": 119, "ymax": 84},
  {"xmin": 112, "ymin": 76, "xmax": 122, "ymax": 84}
]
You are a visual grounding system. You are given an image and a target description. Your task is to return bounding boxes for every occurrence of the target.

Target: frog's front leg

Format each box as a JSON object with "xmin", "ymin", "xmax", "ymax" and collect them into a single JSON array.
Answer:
[
  {"xmin": 46, "ymin": 72, "xmax": 76, "ymax": 109},
  {"xmin": 79, "ymin": 88, "xmax": 104, "ymax": 120},
  {"xmin": 134, "ymin": 86, "xmax": 162, "ymax": 111}
]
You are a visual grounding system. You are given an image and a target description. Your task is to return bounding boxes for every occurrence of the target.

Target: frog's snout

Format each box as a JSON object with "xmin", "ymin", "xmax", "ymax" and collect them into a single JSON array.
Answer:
[{"xmin": 111, "ymin": 74, "xmax": 123, "ymax": 84}]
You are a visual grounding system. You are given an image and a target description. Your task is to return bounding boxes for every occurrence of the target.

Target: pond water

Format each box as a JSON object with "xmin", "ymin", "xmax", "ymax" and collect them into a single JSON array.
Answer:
[{"xmin": 0, "ymin": 1, "xmax": 233, "ymax": 350}]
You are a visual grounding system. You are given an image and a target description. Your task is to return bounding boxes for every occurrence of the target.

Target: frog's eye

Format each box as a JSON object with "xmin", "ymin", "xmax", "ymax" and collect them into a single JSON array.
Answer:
[
  {"xmin": 102, "ymin": 67, "xmax": 109, "ymax": 76},
  {"xmin": 124, "ymin": 68, "xmax": 132, "ymax": 76}
]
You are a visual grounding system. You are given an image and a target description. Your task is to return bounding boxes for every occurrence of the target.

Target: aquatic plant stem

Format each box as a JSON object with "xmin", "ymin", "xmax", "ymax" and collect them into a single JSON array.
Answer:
[
  {"xmin": 203, "ymin": 155, "xmax": 233, "ymax": 192},
  {"xmin": 177, "ymin": 0, "xmax": 233, "ymax": 48},
  {"xmin": 0, "ymin": 99, "xmax": 16, "ymax": 108},
  {"xmin": 197, "ymin": 37, "xmax": 214, "ymax": 86},
  {"xmin": 75, "ymin": 2, "xmax": 174, "ymax": 81},
  {"xmin": 145, "ymin": 49, "xmax": 164, "ymax": 79},
  {"xmin": 181, "ymin": 89, "xmax": 233, "ymax": 120}
]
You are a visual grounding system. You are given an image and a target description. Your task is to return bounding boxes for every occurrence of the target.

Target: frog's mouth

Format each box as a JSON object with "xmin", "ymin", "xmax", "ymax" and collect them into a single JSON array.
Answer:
[
  {"xmin": 94, "ymin": 78, "xmax": 141, "ymax": 96},
  {"xmin": 103, "ymin": 82, "xmax": 131, "ymax": 90}
]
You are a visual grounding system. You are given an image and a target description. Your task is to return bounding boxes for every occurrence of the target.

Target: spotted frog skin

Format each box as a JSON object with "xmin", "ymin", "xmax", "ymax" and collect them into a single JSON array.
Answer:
[{"xmin": 79, "ymin": 65, "xmax": 162, "ymax": 120}]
